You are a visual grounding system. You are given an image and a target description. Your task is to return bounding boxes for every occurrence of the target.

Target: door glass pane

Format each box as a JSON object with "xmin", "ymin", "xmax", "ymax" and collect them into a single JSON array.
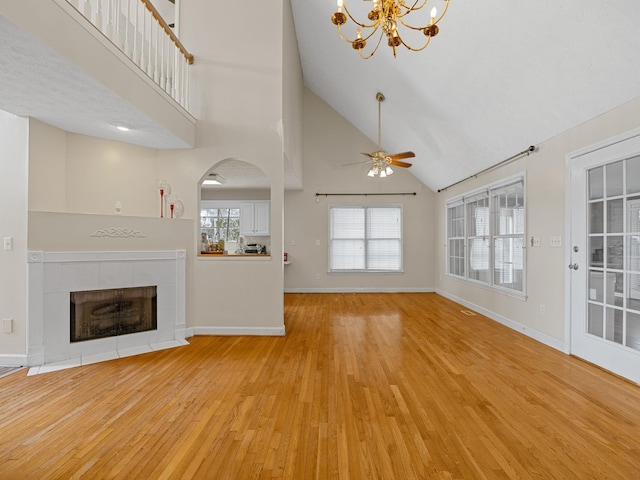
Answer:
[
  {"xmin": 588, "ymin": 303, "xmax": 603, "ymax": 337},
  {"xmin": 626, "ymin": 156, "xmax": 640, "ymax": 195},
  {"xmin": 606, "ymin": 161, "xmax": 624, "ymax": 197},
  {"xmin": 606, "ymin": 199, "xmax": 623, "ymax": 233},
  {"xmin": 589, "ymin": 271, "xmax": 604, "ymax": 302},
  {"xmin": 628, "ymin": 198, "xmax": 640, "ymax": 234},
  {"xmin": 589, "ymin": 236, "xmax": 604, "ymax": 268},
  {"xmin": 626, "ymin": 311, "xmax": 640, "ymax": 351},
  {"xmin": 605, "ymin": 272, "xmax": 624, "ymax": 307},
  {"xmin": 607, "ymin": 236, "xmax": 624, "ymax": 270},
  {"xmin": 605, "ymin": 308, "xmax": 623, "ymax": 344},
  {"xmin": 628, "ymin": 236, "xmax": 640, "ymax": 273},
  {"xmin": 627, "ymin": 273, "xmax": 640, "ymax": 311},
  {"xmin": 589, "ymin": 166, "xmax": 604, "ymax": 200},
  {"xmin": 589, "ymin": 201, "xmax": 604, "ymax": 234}
]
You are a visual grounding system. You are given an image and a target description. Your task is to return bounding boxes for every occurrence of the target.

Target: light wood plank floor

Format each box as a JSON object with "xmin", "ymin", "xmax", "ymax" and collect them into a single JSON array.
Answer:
[{"xmin": 1, "ymin": 293, "xmax": 639, "ymax": 479}]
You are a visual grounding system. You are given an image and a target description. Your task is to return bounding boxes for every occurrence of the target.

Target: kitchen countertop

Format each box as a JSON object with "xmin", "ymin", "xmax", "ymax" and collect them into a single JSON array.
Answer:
[{"xmin": 198, "ymin": 252, "xmax": 271, "ymax": 257}]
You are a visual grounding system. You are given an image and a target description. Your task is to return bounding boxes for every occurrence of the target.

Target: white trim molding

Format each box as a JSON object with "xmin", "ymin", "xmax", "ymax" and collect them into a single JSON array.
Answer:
[
  {"xmin": 436, "ymin": 290, "xmax": 565, "ymax": 352},
  {"xmin": 190, "ymin": 326, "xmax": 286, "ymax": 336}
]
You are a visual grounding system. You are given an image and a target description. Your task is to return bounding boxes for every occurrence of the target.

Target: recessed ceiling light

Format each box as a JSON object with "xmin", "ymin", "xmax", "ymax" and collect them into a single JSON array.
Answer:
[
  {"xmin": 203, "ymin": 174, "xmax": 226, "ymax": 186},
  {"xmin": 113, "ymin": 123, "xmax": 134, "ymax": 132}
]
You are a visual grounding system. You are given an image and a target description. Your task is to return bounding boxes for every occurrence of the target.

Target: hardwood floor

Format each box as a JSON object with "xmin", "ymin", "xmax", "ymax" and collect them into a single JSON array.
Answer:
[{"xmin": 1, "ymin": 293, "xmax": 639, "ymax": 479}]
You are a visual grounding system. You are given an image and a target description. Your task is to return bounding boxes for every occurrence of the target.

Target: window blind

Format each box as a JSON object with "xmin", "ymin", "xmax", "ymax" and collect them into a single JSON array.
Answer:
[{"xmin": 330, "ymin": 206, "xmax": 402, "ymax": 272}]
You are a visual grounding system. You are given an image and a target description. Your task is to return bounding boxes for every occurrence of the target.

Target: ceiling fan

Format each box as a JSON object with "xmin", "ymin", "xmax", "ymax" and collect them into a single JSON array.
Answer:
[{"xmin": 347, "ymin": 92, "xmax": 415, "ymax": 177}]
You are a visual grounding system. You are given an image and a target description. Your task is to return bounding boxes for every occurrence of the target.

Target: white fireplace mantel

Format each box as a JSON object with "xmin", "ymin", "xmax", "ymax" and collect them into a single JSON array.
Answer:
[{"xmin": 27, "ymin": 250, "xmax": 187, "ymax": 373}]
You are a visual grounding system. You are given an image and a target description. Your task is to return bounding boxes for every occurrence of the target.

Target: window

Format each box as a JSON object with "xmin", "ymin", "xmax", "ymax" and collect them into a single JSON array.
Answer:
[
  {"xmin": 446, "ymin": 175, "xmax": 525, "ymax": 295},
  {"xmin": 330, "ymin": 206, "xmax": 402, "ymax": 272},
  {"xmin": 200, "ymin": 204, "xmax": 241, "ymax": 243}
]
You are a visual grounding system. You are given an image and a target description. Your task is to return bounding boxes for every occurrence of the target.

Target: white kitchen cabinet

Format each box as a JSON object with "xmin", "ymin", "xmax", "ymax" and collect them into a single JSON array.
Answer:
[{"xmin": 240, "ymin": 201, "xmax": 270, "ymax": 236}]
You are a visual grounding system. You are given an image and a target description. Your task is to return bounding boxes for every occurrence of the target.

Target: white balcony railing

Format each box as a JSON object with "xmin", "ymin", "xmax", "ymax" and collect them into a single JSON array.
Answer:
[{"xmin": 66, "ymin": 0, "xmax": 192, "ymax": 112}]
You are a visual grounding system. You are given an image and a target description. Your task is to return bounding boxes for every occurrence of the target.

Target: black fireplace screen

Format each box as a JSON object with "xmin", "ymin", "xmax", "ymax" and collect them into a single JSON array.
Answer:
[{"xmin": 70, "ymin": 286, "xmax": 157, "ymax": 342}]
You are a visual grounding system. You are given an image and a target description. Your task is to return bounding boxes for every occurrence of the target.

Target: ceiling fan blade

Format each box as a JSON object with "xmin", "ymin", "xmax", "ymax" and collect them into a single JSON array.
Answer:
[
  {"xmin": 390, "ymin": 159, "xmax": 413, "ymax": 168},
  {"xmin": 388, "ymin": 151, "xmax": 415, "ymax": 161},
  {"xmin": 360, "ymin": 152, "xmax": 376, "ymax": 158},
  {"xmin": 343, "ymin": 160, "xmax": 371, "ymax": 166}
]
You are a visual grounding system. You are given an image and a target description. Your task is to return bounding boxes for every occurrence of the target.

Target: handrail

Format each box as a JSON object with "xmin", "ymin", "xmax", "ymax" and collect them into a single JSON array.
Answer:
[
  {"xmin": 65, "ymin": 0, "xmax": 193, "ymax": 111},
  {"xmin": 141, "ymin": 0, "xmax": 193, "ymax": 64}
]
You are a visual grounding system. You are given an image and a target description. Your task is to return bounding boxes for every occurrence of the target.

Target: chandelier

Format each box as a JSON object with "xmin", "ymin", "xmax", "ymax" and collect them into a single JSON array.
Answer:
[{"xmin": 331, "ymin": 0, "xmax": 450, "ymax": 59}]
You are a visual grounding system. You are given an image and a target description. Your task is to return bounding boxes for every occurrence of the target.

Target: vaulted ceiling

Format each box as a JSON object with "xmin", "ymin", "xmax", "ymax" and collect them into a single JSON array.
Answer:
[
  {"xmin": 1, "ymin": 1, "xmax": 640, "ymax": 192},
  {"xmin": 290, "ymin": 0, "xmax": 640, "ymax": 191}
]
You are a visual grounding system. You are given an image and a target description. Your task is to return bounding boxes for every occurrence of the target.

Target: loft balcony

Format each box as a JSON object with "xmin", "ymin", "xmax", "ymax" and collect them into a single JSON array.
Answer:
[{"xmin": 0, "ymin": 0, "xmax": 195, "ymax": 149}]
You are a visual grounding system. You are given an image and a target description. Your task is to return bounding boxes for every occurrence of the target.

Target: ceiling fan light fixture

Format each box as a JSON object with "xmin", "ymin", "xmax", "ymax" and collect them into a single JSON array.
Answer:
[
  {"xmin": 331, "ymin": 0, "xmax": 451, "ymax": 59},
  {"xmin": 358, "ymin": 92, "xmax": 415, "ymax": 179}
]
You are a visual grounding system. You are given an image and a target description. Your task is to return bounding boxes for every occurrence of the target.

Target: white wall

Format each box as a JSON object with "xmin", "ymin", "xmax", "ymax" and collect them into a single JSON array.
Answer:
[
  {"xmin": 29, "ymin": 119, "xmax": 66, "ymax": 212},
  {"xmin": 283, "ymin": 0, "xmax": 304, "ymax": 187},
  {"xmin": 435, "ymin": 95, "xmax": 640, "ymax": 346},
  {"xmin": 157, "ymin": 0, "xmax": 287, "ymax": 332},
  {"xmin": 0, "ymin": 110, "xmax": 29, "ymax": 358},
  {"xmin": 284, "ymin": 89, "xmax": 436, "ymax": 292},
  {"xmin": 65, "ymin": 134, "xmax": 160, "ymax": 217}
]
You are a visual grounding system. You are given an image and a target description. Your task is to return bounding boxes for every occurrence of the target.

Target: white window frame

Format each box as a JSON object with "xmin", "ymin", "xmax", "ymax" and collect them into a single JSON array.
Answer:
[
  {"xmin": 445, "ymin": 173, "xmax": 527, "ymax": 297},
  {"xmin": 329, "ymin": 205, "xmax": 404, "ymax": 273}
]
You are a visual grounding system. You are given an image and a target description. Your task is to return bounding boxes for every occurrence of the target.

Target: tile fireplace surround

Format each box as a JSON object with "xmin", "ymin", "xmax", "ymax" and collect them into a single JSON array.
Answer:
[{"xmin": 27, "ymin": 250, "xmax": 187, "ymax": 374}]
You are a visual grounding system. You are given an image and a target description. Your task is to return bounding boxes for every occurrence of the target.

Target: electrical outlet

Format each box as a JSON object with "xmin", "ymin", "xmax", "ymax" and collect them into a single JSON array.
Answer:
[
  {"xmin": 315, "ymin": 240, "xmax": 321, "ymax": 246},
  {"xmin": 315, "ymin": 273, "xmax": 321, "ymax": 280},
  {"xmin": 539, "ymin": 304, "xmax": 545, "ymax": 316},
  {"xmin": 291, "ymin": 240, "xmax": 296, "ymax": 246}
]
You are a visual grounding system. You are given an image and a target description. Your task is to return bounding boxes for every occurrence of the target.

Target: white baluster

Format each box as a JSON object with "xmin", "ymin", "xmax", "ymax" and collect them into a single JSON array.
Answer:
[
  {"xmin": 161, "ymin": 33, "xmax": 168, "ymax": 92},
  {"xmin": 83, "ymin": 0, "xmax": 91, "ymax": 21},
  {"xmin": 123, "ymin": 0, "xmax": 131, "ymax": 56},
  {"xmin": 153, "ymin": 20, "xmax": 160, "ymax": 83},
  {"xmin": 108, "ymin": 0, "xmax": 115, "ymax": 41},
  {"xmin": 184, "ymin": 57, "xmax": 190, "ymax": 111},
  {"xmin": 96, "ymin": 0, "xmax": 105, "ymax": 34},
  {"xmin": 114, "ymin": 0, "xmax": 122, "ymax": 48},
  {"xmin": 166, "ymin": 41, "xmax": 174, "ymax": 97},
  {"xmin": 146, "ymin": 9, "xmax": 153, "ymax": 76},
  {"xmin": 134, "ymin": 0, "xmax": 141, "ymax": 66}
]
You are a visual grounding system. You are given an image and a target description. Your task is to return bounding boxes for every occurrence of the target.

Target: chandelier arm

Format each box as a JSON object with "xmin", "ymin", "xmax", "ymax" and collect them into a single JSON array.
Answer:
[
  {"xmin": 398, "ymin": 35, "xmax": 433, "ymax": 52},
  {"xmin": 398, "ymin": 0, "xmax": 427, "ymax": 14},
  {"xmin": 343, "ymin": 3, "xmax": 379, "ymax": 29},
  {"xmin": 358, "ymin": 31, "xmax": 384, "ymax": 59},
  {"xmin": 398, "ymin": 0, "xmax": 450, "ymax": 29},
  {"xmin": 336, "ymin": 24, "xmax": 379, "ymax": 44}
]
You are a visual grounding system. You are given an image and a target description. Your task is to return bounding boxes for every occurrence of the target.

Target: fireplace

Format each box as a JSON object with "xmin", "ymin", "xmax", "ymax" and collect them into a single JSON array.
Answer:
[{"xmin": 70, "ymin": 286, "xmax": 157, "ymax": 342}]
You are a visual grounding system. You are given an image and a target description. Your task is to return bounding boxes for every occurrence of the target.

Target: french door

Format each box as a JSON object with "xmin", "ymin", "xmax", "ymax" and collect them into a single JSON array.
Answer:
[{"xmin": 569, "ymin": 130, "xmax": 640, "ymax": 384}]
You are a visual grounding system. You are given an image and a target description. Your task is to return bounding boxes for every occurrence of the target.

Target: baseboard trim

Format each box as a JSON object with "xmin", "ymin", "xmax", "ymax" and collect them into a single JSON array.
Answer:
[
  {"xmin": 190, "ymin": 326, "xmax": 286, "ymax": 337},
  {"xmin": 0, "ymin": 354, "xmax": 29, "ymax": 367},
  {"xmin": 284, "ymin": 287, "xmax": 435, "ymax": 293},
  {"xmin": 436, "ymin": 290, "xmax": 565, "ymax": 352}
]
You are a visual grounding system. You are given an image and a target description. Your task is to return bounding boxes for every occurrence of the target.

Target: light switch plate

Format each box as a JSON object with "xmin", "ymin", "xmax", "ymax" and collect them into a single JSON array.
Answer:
[
  {"xmin": 3, "ymin": 237, "xmax": 12, "ymax": 251},
  {"xmin": 3, "ymin": 319, "xmax": 13, "ymax": 334},
  {"xmin": 550, "ymin": 236, "xmax": 562, "ymax": 247}
]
